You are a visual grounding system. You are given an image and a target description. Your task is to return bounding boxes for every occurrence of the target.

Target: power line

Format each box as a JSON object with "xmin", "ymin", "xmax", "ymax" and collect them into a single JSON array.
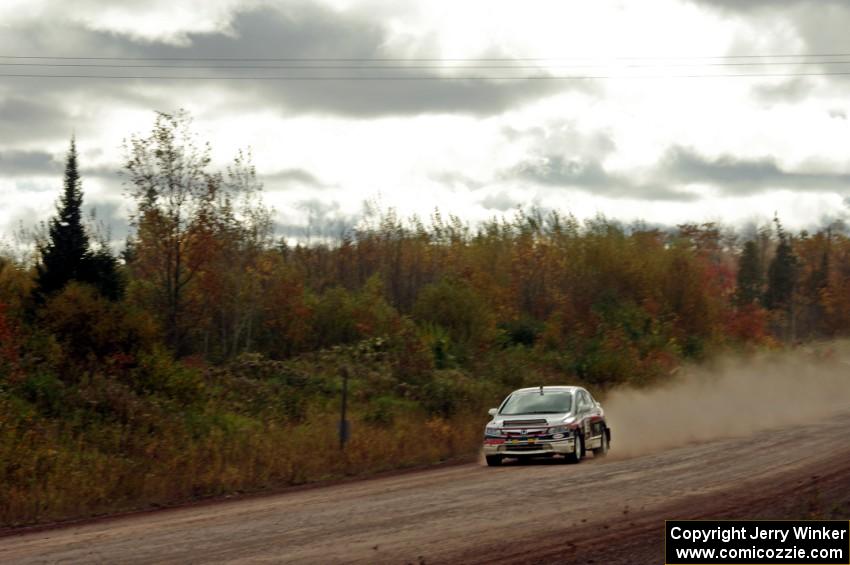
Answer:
[
  {"xmin": 3, "ymin": 52, "xmax": 850, "ymax": 62},
  {"xmin": 3, "ymin": 71, "xmax": 850, "ymax": 80},
  {"xmin": 3, "ymin": 60, "xmax": 850, "ymax": 70}
]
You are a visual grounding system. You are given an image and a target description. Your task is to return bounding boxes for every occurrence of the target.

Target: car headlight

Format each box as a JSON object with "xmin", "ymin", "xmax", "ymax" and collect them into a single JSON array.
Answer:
[
  {"xmin": 550, "ymin": 425, "xmax": 572, "ymax": 435},
  {"xmin": 485, "ymin": 426, "xmax": 503, "ymax": 437}
]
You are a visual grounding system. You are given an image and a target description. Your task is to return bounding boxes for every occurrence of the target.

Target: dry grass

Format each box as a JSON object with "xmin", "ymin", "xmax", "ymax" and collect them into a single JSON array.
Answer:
[{"xmin": 0, "ymin": 400, "xmax": 483, "ymax": 527}]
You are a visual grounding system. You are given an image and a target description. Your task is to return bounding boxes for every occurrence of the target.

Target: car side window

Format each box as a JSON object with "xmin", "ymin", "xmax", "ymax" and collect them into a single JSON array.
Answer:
[{"xmin": 578, "ymin": 391, "xmax": 589, "ymax": 413}]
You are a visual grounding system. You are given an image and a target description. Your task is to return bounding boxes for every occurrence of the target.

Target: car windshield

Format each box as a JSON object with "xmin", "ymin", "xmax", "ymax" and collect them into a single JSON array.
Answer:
[{"xmin": 499, "ymin": 391, "xmax": 573, "ymax": 415}]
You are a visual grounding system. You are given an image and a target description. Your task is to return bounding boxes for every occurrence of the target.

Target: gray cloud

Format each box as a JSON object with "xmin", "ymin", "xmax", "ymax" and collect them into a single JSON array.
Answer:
[
  {"xmin": 85, "ymin": 198, "xmax": 132, "ymax": 249},
  {"xmin": 515, "ymin": 155, "xmax": 610, "ymax": 188},
  {"xmin": 690, "ymin": 0, "xmax": 845, "ymax": 12},
  {"xmin": 5, "ymin": 0, "xmax": 846, "ymax": 236},
  {"xmin": 503, "ymin": 143, "xmax": 850, "ymax": 202},
  {"xmin": 0, "ymin": 97, "xmax": 75, "ymax": 144},
  {"xmin": 10, "ymin": 179, "xmax": 56, "ymax": 194},
  {"xmin": 0, "ymin": 5, "xmax": 582, "ymax": 120},
  {"xmin": 480, "ymin": 191, "xmax": 519, "ymax": 211},
  {"xmin": 283, "ymin": 198, "xmax": 358, "ymax": 241},
  {"xmin": 511, "ymin": 154, "xmax": 699, "ymax": 202},
  {"xmin": 0, "ymin": 2, "xmax": 597, "ymax": 242},
  {"xmin": 0, "ymin": 146, "xmax": 125, "ymax": 188},
  {"xmin": 429, "ymin": 171, "xmax": 487, "ymax": 191},
  {"xmin": 751, "ymin": 78, "xmax": 813, "ymax": 105},
  {"xmin": 786, "ymin": 7, "xmax": 850, "ymax": 63},
  {"xmin": 503, "ymin": 124, "xmax": 617, "ymax": 159},
  {"xmin": 499, "ymin": 123, "xmax": 697, "ymax": 202},
  {"xmin": 691, "ymin": 0, "xmax": 850, "ymax": 77},
  {"xmin": 265, "ymin": 168, "xmax": 329, "ymax": 189},
  {"xmin": 155, "ymin": 6, "xmax": 589, "ymax": 116},
  {"xmin": 0, "ymin": 149, "xmax": 62, "ymax": 177},
  {"xmin": 660, "ymin": 146, "xmax": 850, "ymax": 194},
  {"xmin": 690, "ymin": 0, "xmax": 850, "ymax": 110}
]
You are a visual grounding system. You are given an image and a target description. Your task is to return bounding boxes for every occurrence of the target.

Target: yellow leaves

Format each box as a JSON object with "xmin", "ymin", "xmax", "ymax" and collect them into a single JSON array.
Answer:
[{"xmin": 425, "ymin": 417, "xmax": 452, "ymax": 439}]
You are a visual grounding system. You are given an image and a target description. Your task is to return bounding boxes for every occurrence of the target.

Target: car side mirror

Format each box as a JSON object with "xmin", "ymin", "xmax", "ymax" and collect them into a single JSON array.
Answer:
[{"xmin": 488, "ymin": 408, "xmax": 498, "ymax": 416}]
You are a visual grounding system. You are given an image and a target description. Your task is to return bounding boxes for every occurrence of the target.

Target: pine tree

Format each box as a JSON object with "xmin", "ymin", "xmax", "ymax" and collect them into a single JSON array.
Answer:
[
  {"xmin": 808, "ymin": 248, "xmax": 829, "ymax": 297},
  {"xmin": 34, "ymin": 137, "xmax": 123, "ymax": 302},
  {"xmin": 86, "ymin": 240, "xmax": 124, "ymax": 301},
  {"xmin": 764, "ymin": 218, "xmax": 797, "ymax": 311},
  {"xmin": 34, "ymin": 137, "xmax": 90, "ymax": 301},
  {"xmin": 735, "ymin": 240, "xmax": 763, "ymax": 306}
]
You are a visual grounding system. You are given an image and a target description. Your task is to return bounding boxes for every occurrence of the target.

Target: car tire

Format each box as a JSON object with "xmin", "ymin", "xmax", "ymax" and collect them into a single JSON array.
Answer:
[
  {"xmin": 593, "ymin": 429, "xmax": 609, "ymax": 457},
  {"xmin": 485, "ymin": 455, "xmax": 503, "ymax": 467},
  {"xmin": 565, "ymin": 435, "xmax": 583, "ymax": 464}
]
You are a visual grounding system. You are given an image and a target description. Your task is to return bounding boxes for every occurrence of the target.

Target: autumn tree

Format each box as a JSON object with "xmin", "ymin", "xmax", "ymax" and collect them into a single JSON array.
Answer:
[
  {"xmin": 124, "ymin": 111, "xmax": 215, "ymax": 354},
  {"xmin": 794, "ymin": 228, "xmax": 833, "ymax": 337},
  {"xmin": 125, "ymin": 112, "xmax": 274, "ymax": 358},
  {"xmin": 193, "ymin": 151, "xmax": 273, "ymax": 359},
  {"xmin": 413, "ymin": 276, "xmax": 493, "ymax": 364}
]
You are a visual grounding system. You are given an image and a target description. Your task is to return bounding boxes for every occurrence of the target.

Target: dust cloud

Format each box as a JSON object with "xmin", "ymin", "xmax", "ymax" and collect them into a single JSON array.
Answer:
[{"xmin": 603, "ymin": 341, "xmax": 850, "ymax": 457}]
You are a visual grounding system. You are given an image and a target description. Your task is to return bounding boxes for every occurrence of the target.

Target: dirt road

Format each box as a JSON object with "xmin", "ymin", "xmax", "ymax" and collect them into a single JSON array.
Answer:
[{"xmin": 3, "ymin": 411, "xmax": 850, "ymax": 564}]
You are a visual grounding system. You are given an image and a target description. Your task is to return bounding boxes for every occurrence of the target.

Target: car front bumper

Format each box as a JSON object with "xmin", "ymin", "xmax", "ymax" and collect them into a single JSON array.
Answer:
[{"xmin": 482, "ymin": 436, "xmax": 579, "ymax": 457}]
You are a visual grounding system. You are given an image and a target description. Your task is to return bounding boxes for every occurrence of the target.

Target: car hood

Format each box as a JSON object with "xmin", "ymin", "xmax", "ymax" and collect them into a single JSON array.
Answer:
[{"xmin": 491, "ymin": 413, "xmax": 575, "ymax": 428}]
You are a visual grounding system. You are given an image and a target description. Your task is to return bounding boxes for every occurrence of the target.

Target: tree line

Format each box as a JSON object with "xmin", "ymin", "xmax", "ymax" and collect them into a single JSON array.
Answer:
[{"xmin": 2, "ymin": 110, "xmax": 848, "ymax": 386}]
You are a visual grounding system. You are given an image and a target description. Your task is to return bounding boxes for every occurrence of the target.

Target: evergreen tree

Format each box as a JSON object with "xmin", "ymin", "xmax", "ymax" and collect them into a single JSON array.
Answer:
[
  {"xmin": 808, "ymin": 248, "xmax": 829, "ymax": 297},
  {"xmin": 735, "ymin": 240, "xmax": 763, "ymax": 306},
  {"xmin": 764, "ymin": 218, "xmax": 797, "ymax": 311},
  {"xmin": 34, "ymin": 137, "xmax": 123, "ymax": 302},
  {"xmin": 34, "ymin": 137, "xmax": 89, "ymax": 301},
  {"xmin": 87, "ymin": 241, "xmax": 124, "ymax": 301}
]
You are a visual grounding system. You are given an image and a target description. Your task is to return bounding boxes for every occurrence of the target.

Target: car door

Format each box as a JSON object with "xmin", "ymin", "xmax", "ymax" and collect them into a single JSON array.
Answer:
[
  {"xmin": 582, "ymin": 390, "xmax": 605, "ymax": 446},
  {"xmin": 577, "ymin": 390, "xmax": 593, "ymax": 439}
]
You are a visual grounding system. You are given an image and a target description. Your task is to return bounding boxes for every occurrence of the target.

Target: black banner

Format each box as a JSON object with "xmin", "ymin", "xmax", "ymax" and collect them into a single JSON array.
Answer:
[{"xmin": 665, "ymin": 520, "xmax": 850, "ymax": 564}]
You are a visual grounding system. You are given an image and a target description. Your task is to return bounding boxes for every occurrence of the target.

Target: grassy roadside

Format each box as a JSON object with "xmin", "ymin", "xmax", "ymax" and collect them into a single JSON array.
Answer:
[
  {"xmin": 0, "ymin": 343, "xmax": 500, "ymax": 527},
  {"xmin": 0, "ymin": 406, "xmax": 484, "ymax": 529}
]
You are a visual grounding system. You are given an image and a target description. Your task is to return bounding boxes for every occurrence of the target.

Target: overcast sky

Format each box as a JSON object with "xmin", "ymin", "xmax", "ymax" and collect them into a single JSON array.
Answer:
[{"xmin": 2, "ymin": 0, "xmax": 850, "ymax": 247}]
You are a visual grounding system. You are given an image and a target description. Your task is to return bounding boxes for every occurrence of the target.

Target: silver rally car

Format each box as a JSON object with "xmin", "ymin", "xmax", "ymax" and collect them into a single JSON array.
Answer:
[{"xmin": 482, "ymin": 385, "xmax": 610, "ymax": 466}]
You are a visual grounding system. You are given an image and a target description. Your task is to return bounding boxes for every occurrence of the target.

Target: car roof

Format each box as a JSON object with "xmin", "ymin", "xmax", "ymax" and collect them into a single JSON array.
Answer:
[{"xmin": 511, "ymin": 386, "xmax": 582, "ymax": 394}]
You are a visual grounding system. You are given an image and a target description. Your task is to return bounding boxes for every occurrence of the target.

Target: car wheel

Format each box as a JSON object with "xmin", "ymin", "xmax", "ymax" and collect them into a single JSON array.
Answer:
[
  {"xmin": 565, "ymin": 435, "xmax": 583, "ymax": 464},
  {"xmin": 485, "ymin": 455, "xmax": 503, "ymax": 467},
  {"xmin": 593, "ymin": 429, "xmax": 609, "ymax": 457}
]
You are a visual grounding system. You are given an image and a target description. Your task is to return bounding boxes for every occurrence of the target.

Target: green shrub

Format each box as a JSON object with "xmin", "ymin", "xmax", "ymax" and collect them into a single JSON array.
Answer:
[
  {"xmin": 40, "ymin": 283, "xmax": 157, "ymax": 379},
  {"xmin": 413, "ymin": 277, "xmax": 494, "ymax": 351},
  {"xmin": 20, "ymin": 372, "xmax": 65, "ymax": 416},
  {"xmin": 132, "ymin": 348, "xmax": 204, "ymax": 404},
  {"xmin": 421, "ymin": 369, "xmax": 493, "ymax": 417},
  {"xmin": 361, "ymin": 395, "xmax": 412, "ymax": 426}
]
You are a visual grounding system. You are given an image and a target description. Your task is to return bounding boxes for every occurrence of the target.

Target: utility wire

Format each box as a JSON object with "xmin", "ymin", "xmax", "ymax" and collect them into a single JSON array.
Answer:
[
  {"xmin": 3, "ymin": 52, "xmax": 850, "ymax": 62},
  {"xmin": 3, "ymin": 71, "xmax": 850, "ymax": 80},
  {"xmin": 2, "ymin": 60, "xmax": 850, "ymax": 70},
  {"xmin": 5, "ymin": 52, "xmax": 850, "ymax": 80}
]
